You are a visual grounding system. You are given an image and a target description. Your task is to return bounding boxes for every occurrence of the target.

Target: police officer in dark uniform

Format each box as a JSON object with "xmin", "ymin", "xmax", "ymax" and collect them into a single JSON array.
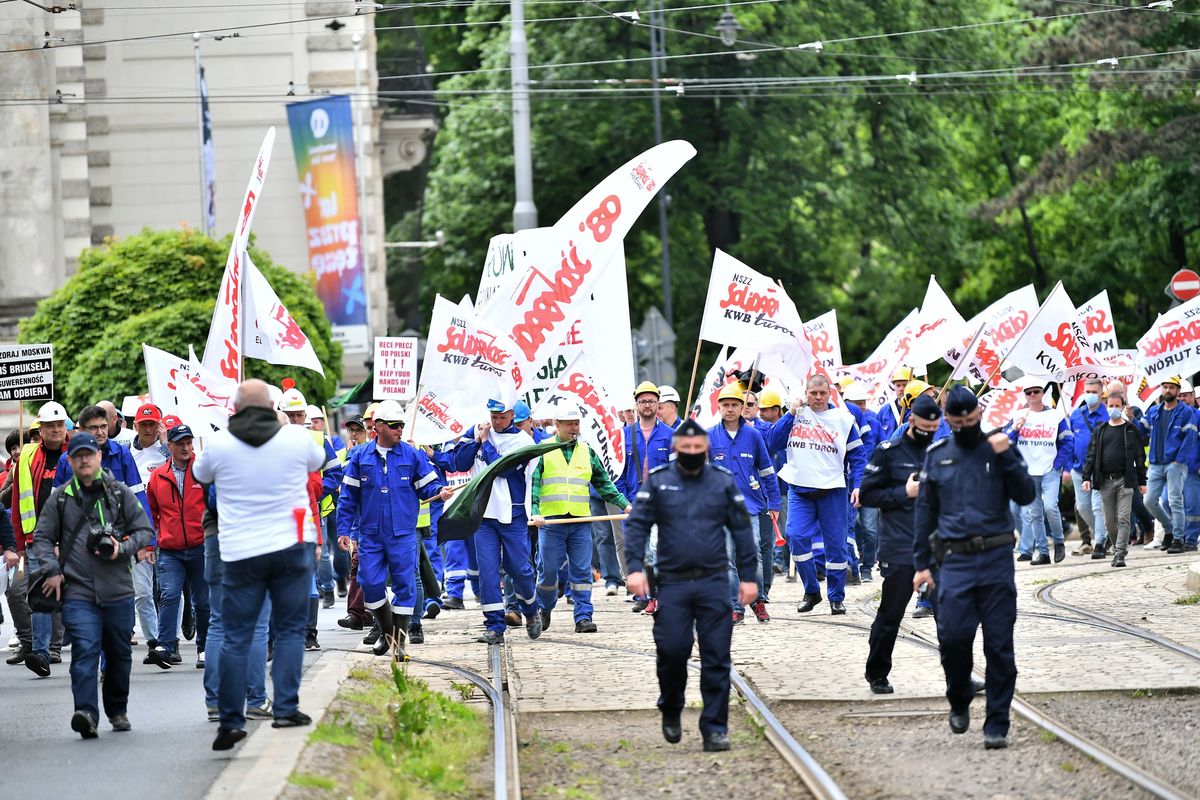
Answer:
[
  {"xmin": 624, "ymin": 419, "xmax": 757, "ymax": 753},
  {"xmin": 860, "ymin": 394, "xmax": 943, "ymax": 695},
  {"xmin": 914, "ymin": 386, "xmax": 1036, "ymax": 750}
]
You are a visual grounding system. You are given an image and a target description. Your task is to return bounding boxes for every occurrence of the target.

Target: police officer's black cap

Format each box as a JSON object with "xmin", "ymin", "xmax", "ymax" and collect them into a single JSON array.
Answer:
[
  {"xmin": 911, "ymin": 395, "xmax": 942, "ymax": 421},
  {"xmin": 674, "ymin": 419, "xmax": 707, "ymax": 437},
  {"xmin": 944, "ymin": 385, "xmax": 979, "ymax": 416}
]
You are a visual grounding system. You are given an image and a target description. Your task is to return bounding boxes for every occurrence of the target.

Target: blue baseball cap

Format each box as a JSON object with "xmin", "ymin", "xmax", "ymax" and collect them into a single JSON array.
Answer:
[
  {"xmin": 67, "ymin": 431, "xmax": 100, "ymax": 457},
  {"xmin": 167, "ymin": 424, "xmax": 195, "ymax": 442},
  {"xmin": 486, "ymin": 398, "xmax": 511, "ymax": 413},
  {"xmin": 513, "ymin": 401, "xmax": 531, "ymax": 424}
]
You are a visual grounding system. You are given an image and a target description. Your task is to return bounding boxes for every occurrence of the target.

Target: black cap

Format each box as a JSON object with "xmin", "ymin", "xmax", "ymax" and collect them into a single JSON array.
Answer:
[
  {"xmin": 673, "ymin": 418, "xmax": 707, "ymax": 437},
  {"xmin": 67, "ymin": 431, "xmax": 100, "ymax": 457},
  {"xmin": 346, "ymin": 416, "xmax": 366, "ymax": 429},
  {"xmin": 911, "ymin": 395, "xmax": 943, "ymax": 421},
  {"xmin": 944, "ymin": 385, "xmax": 979, "ymax": 416},
  {"xmin": 167, "ymin": 424, "xmax": 195, "ymax": 442}
]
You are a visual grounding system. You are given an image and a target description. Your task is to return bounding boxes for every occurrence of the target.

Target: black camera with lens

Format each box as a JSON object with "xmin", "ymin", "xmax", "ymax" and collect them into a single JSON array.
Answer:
[{"xmin": 87, "ymin": 522, "xmax": 120, "ymax": 559}]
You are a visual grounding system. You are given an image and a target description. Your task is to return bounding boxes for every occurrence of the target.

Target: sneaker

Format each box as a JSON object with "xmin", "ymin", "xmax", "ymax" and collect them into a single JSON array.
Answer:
[
  {"xmin": 130, "ymin": 635, "xmax": 139, "ymax": 646},
  {"xmin": 1167, "ymin": 540, "xmax": 1185, "ymax": 554},
  {"xmin": 321, "ymin": 589, "xmax": 335, "ymax": 609},
  {"xmin": 1111, "ymin": 555, "xmax": 1127, "ymax": 568},
  {"xmin": 207, "ymin": 707, "xmax": 220, "ymax": 722},
  {"xmin": 245, "ymin": 702, "xmax": 273, "ymax": 720},
  {"xmin": 1143, "ymin": 538, "xmax": 1164, "ymax": 550},
  {"xmin": 1072, "ymin": 542, "xmax": 1093, "ymax": 555},
  {"xmin": 109, "ymin": 714, "xmax": 132, "ymax": 732},
  {"xmin": 146, "ymin": 647, "xmax": 173, "ymax": 670},
  {"xmin": 305, "ymin": 634, "xmax": 321, "ymax": 651},
  {"xmin": 861, "ymin": 569, "xmax": 874, "ymax": 583},
  {"xmin": 212, "ymin": 728, "xmax": 247, "ymax": 751},
  {"xmin": 272, "ymin": 711, "xmax": 312, "ymax": 728},
  {"xmin": 750, "ymin": 600, "xmax": 771, "ymax": 623},
  {"xmin": 912, "ymin": 606, "xmax": 933, "ymax": 619},
  {"xmin": 846, "ymin": 573, "xmax": 862, "ymax": 586},
  {"xmin": 525, "ymin": 613, "xmax": 543, "ymax": 640},
  {"xmin": 1186, "ymin": 544, "xmax": 1199, "ymax": 552},
  {"xmin": 408, "ymin": 626, "xmax": 424, "ymax": 645},
  {"xmin": 1030, "ymin": 553, "xmax": 1051, "ymax": 566},
  {"xmin": 605, "ymin": 584, "xmax": 619, "ymax": 596},
  {"xmin": 6, "ymin": 643, "xmax": 31, "ymax": 664},
  {"xmin": 441, "ymin": 596, "xmax": 465, "ymax": 610},
  {"xmin": 24, "ymin": 651, "xmax": 51, "ymax": 678},
  {"xmin": 337, "ymin": 615, "xmax": 365, "ymax": 630},
  {"xmin": 167, "ymin": 651, "xmax": 183, "ymax": 665},
  {"xmin": 504, "ymin": 611, "xmax": 522, "ymax": 627},
  {"xmin": 631, "ymin": 598, "xmax": 649, "ymax": 613},
  {"xmin": 49, "ymin": 650, "xmax": 62, "ymax": 664},
  {"xmin": 1016, "ymin": 553, "xmax": 1032, "ymax": 562},
  {"xmin": 732, "ymin": 611, "xmax": 744, "ymax": 624},
  {"xmin": 423, "ymin": 603, "xmax": 441, "ymax": 620},
  {"xmin": 71, "ymin": 710, "xmax": 99, "ymax": 739},
  {"xmin": 7, "ymin": 635, "xmax": 18, "ymax": 649},
  {"xmin": 575, "ymin": 619, "xmax": 598, "ymax": 633},
  {"xmin": 1053, "ymin": 543, "xmax": 1066, "ymax": 563},
  {"xmin": 642, "ymin": 598, "xmax": 658, "ymax": 615},
  {"xmin": 476, "ymin": 629, "xmax": 504, "ymax": 645},
  {"xmin": 196, "ymin": 652, "xmax": 205, "ymax": 669}
]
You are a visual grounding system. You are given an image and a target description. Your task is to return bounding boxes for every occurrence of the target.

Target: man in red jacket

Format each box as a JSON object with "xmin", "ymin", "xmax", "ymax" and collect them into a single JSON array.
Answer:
[{"xmin": 147, "ymin": 425, "xmax": 209, "ymax": 668}]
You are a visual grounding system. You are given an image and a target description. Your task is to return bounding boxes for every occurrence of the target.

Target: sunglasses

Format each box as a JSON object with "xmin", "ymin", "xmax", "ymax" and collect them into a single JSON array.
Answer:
[
  {"xmin": 380, "ymin": 421, "xmax": 404, "ymax": 430},
  {"xmin": 1024, "ymin": 389, "xmax": 1042, "ymax": 396}
]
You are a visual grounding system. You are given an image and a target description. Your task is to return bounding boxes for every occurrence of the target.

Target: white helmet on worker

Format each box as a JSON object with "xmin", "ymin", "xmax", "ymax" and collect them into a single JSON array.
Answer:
[
  {"xmin": 553, "ymin": 406, "xmax": 583, "ymax": 422},
  {"xmin": 374, "ymin": 399, "xmax": 406, "ymax": 423},
  {"xmin": 278, "ymin": 387, "xmax": 307, "ymax": 412}
]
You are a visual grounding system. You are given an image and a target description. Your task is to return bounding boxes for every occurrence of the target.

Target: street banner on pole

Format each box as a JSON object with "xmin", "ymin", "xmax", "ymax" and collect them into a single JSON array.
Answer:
[
  {"xmin": 286, "ymin": 96, "xmax": 369, "ymax": 352},
  {"xmin": 202, "ymin": 127, "xmax": 275, "ymax": 383},
  {"xmin": 199, "ymin": 65, "xmax": 216, "ymax": 235},
  {"xmin": 0, "ymin": 344, "xmax": 53, "ymax": 402},
  {"xmin": 484, "ymin": 140, "xmax": 696, "ymax": 370},
  {"xmin": 373, "ymin": 337, "xmax": 418, "ymax": 401},
  {"xmin": 531, "ymin": 351, "xmax": 627, "ymax": 480}
]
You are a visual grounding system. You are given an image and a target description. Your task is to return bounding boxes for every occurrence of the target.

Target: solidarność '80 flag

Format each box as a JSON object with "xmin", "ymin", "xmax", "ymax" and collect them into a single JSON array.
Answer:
[{"xmin": 437, "ymin": 439, "xmax": 570, "ymax": 544}]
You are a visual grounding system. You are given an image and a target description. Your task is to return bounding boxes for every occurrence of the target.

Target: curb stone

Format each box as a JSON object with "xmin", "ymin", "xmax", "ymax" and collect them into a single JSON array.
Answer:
[{"xmin": 1188, "ymin": 560, "xmax": 1200, "ymax": 593}]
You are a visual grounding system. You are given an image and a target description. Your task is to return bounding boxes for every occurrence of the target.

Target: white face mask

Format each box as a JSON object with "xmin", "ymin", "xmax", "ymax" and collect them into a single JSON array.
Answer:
[{"xmin": 1083, "ymin": 392, "xmax": 1100, "ymax": 407}]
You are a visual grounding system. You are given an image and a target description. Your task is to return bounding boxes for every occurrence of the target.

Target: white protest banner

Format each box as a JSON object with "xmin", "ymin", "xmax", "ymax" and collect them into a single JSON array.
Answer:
[
  {"xmin": 144, "ymin": 344, "xmax": 192, "ymax": 414},
  {"xmin": 202, "ymin": 127, "xmax": 276, "ymax": 383},
  {"xmin": 691, "ymin": 348, "xmax": 784, "ymax": 429},
  {"xmin": 1076, "ymin": 290, "xmax": 1119, "ymax": 356},
  {"xmin": 422, "ymin": 294, "xmax": 523, "ymax": 399},
  {"xmin": 979, "ymin": 385, "xmax": 1025, "ymax": 431},
  {"xmin": 0, "ymin": 343, "xmax": 53, "ymax": 402},
  {"xmin": 804, "ymin": 310, "xmax": 841, "ymax": 372},
  {"xmin": 697, "ymin": 249, "xmax": 814, "ymax": 380},
  {"xmin": 409, "ymin": 387, "xmax": 480, "ymax": 446},
  {"xmin": 1137, "ymin": 297, "xmax": 1200, "ymax": 384},
  {"xmin": 689, "ymin": 345, "xmax": 730, "ymax": 425},
  {"xmin": 243, "ymin": 255, "xmax": 326, "ymax": 376},
  {"xmin": 530, "ymin": 351, "xmax": 627, "ymax": 480},
  {"xmin": 373, "ymin": 337, "xmax": 418, "ymax": 401},
  {"xmin": 485, "ymin": 140, "xmax": 696, "ymax": 370},
  {"xmin": 908, "ymin": 276, "xmax": 967, "ymax": 369},
  {"xmin": 1006, "ymin": 283, "xmax": 1131, "ymax": 383},
  {"xmin": 945, "ymin": 284, "xmax": 1039, "ymax": 387},
  {"xmin": 475, "ymin": 233, "xmax": 515, "ymax": 316},
  {"xmin": 948, "ymin": 321, "xmax": 988, "ymax": 383},
  {"xmin": 845, "ymin": 308, "xmax": 919, "ymax": 403}
]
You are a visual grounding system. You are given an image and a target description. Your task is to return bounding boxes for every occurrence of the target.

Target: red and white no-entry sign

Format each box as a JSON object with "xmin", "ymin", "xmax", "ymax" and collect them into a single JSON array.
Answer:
[{"xmin": 1169, "ymin": 269, "xmax": 1200, "ymax": 302}]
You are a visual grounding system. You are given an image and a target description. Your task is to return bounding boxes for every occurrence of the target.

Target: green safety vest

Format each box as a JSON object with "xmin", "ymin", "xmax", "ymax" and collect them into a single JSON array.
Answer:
[{"xmin": 539, "ymin": 442, "xmax": 592, "ymax": 517}]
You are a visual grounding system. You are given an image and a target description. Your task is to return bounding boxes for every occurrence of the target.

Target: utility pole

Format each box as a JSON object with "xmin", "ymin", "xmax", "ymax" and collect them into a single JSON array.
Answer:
[
  {"xmin": 648, "ymin": 2, "xmax": 673, "ymax": 328},
  {"xmin": 509, "ymin": 0, "xmax": 538, "ymax": 231}
]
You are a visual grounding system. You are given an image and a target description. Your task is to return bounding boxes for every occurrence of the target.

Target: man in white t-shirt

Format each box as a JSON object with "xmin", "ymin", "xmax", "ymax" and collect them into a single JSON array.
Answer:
[
  {"xmin": 193, "ymin": 379, "xmax": 325, "ymax": 751},
  {"xmin": 1006, "ymin": 384, "xmax": 1074, "ymax": 564},
  {"xmin": 765, "ymin": 375, "xmax": 867, "ymax": 615}
]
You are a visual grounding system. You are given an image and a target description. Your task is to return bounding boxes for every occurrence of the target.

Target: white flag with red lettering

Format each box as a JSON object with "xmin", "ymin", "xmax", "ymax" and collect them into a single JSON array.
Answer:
[
  {"xmin": 804, "ymin": 310, "xmax": 841, "ymax": 372},
  {"xmin": 1136, "ymin": 298, "xmax": 1200, "ymax": 383},
  {"xmin": 1005, "ymin": 282, "xmax": 1130, "ymax": 382},
  {"xmin": 945, "ymin": 284, "xmax": 1038, "ymax": 387},
  {"xmin": 697, "ymin": 249, "xmax": 814, "ymax": 380},
  {"xmin": 843, "ymin": 308, "xmax": 919, "ymax": 408},
  {"xmin": 242, "ymin": 255, "xmax": 325, "ymax": 376},
  {"xmin": 485, "ymin": 141, "xmax": 696, "ymax": 371},
  {"xmin": 420, "ymin": 294, "xmax": 523, "ymax": 401},
  {"xmin": 908, "ymin": 276, "xmax": 967, "ymax": 369},
  {"xmin": 202, "ymin": 127, "xmax": 276, "ymax": 383},
  {"xmin": 530, "ymin": 351, "xmax": 627, "ymax": 480},
  {"xmin": 1075, "ymin": 290, "xmax": 1119, "ymax": 356}
]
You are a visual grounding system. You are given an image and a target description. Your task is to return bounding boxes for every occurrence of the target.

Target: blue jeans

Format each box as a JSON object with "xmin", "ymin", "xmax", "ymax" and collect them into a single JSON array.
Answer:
[
  {"xmin": 1071, "ymin": 468, "xmax": 1107, "ymax": 547},
  {"xmin": 1146, "ymin": 462, "xmax": 1186, "ymax": 539},
  {"xmin": 590, "ymin": 495, "xmax": 623, "ymax": 588},
  {"xmin": 204, "ymin": 535, "xmax": 269, "ymax": 710},
  {"xmin": 757, "ymin": 512, "xmax": 776, "ymax": 600},
  {"xmin": 1184, "ymin": 472, "xmax": 1200, "ymax": 548},
  {"xmin": 1019, "ymin": 471, "xmax": 1064, "ymax": 556},
  {"xmin": 157, "ymin": 544, "xmax": 209, "ymax": 653},
  {"xmin": 62, "ymin": 595, "xmax": 135, "ymax": 721},
  {"xmin": 316, "ymin": 516, "xmax": 336, "ymax": 592},
  {"xmin": 536, "ymin": 520, "xmax": 594, "ymax": 622},
  {"xmin": 727, "ymin": 515, "xmax": 761, "ymax": 614},
  {"xmin": 857, "ymin": 506, "xmax": 879, "ymax": 573},
  {"xmin": 219, "ymin": 543, "xmax": 312, "ymax": 730}
]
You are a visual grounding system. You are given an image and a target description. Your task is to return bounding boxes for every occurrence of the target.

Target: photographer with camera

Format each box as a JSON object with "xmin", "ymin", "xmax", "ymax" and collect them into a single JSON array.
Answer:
[{"xmin": 27, "ymin": 431, "xmax": 155, "ymax": 739}]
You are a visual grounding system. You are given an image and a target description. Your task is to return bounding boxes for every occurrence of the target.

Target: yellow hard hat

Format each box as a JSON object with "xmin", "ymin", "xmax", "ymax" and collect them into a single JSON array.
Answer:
[
  {"xmin": 717, "ymin": 383, "xmax": 746, "ymax": 403},
  {"xmin": 836, "ymin": 375, "xmax": 855, "ymax": 390},
  {"xmin": 901, "ymin": 380, "xmax": 932, "ymax": 409},
  {"xmin": 759, "ymin": 389, "xmax": 783, "ymax": 409},
  {"xmin": 363, "ymin": 401, "xmax": 381, "ymax": 421},
  {"xmin": 633, "ymin": 380, "xmax": 660, "ymax": 399},
  {"xmin": 891, "ymin": 366, "xmax": 914, "ymax": 383},
  {"xmin": 1161, "ymin": 375, "xmax": 1183, "ymax": 387}
]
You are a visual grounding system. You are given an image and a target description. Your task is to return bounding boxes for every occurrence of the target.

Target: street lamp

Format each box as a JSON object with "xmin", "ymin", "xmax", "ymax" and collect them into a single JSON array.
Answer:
[{"xmin": 714, "ymin": 4, "xmax": 741, "ymax": 47}]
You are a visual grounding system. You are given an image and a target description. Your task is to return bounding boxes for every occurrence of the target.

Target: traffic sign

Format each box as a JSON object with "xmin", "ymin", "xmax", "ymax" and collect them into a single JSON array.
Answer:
[{"xmin": 1168, "ymin": 268, "xmax": 1200, "ymax": 302}]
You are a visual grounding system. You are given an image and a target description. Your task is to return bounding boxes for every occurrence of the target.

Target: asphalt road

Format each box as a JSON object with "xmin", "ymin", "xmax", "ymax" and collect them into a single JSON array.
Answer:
[{"xmin": 0, "ymin": 603, "xmax": 366, "ymax": 800}]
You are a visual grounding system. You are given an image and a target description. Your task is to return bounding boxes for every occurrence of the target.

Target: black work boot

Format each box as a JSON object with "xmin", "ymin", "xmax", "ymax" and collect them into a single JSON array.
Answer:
[
  {"xmin": 370, "ymin": 605, "xmax": 394, "ymax": 657},
  {"xmin": 797, "ymin": 593, "xmax": 822, "ymax": 613},
  {"xmin": 392, "ymin": 615, "xmax": 409, "ymax": 662}
]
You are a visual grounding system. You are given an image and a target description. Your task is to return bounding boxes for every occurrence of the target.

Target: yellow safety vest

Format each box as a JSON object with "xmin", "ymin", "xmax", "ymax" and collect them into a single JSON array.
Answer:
[
  {"xmin": 16, "ymin": 443, "xmax": 41, "ymax": 533},
  {"xmin": 312, "ymin": 430, "xmax": 336, "ymax": 518},
  {"xmin": 539, "ymin": 442, "xmax": 592, "ymax": 517},
  {"xmin": 417, "ymin": 499, "xmax": 432, "ymax": 530}
]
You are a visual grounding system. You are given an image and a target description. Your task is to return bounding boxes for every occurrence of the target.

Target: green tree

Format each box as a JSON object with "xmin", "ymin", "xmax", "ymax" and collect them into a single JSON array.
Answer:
[{"xmin": 20, "ymin": 228, "xmax": 341, "ymax": 414}]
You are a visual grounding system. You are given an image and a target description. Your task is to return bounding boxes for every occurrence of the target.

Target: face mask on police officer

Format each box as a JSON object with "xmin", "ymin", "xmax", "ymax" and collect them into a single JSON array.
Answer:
[
  {"xmin": 675, "ymin": 450, "xmax": 707, "ymax": 472},
  {"xmin": 910, "ymin": 426, "xmax": 935, "ymax": 447},
  {"xmin": 949, "ymin": 420, "xmax": 983, "ymax": 446}
]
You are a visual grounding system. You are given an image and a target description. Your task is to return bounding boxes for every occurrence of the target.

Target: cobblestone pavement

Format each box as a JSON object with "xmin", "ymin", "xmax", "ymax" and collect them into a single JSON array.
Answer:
[{"xmin": 404, "ymin": 546, "xmax": 1200, "ymax": 711}]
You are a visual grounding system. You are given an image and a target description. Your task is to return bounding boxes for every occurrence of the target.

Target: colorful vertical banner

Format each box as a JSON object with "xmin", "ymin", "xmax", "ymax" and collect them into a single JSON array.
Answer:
[
  {"xmin": 285, "ymin": 96, "xmax": 369, "ymax": 352},
  {"xmin": 199, "ymin": 65, "xmax": 216, "ymax": 235}
]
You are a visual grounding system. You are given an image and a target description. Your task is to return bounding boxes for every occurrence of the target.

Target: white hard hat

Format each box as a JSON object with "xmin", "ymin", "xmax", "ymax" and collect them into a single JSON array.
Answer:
[
  {"xmin": 843, "ymin": 382, "xmax": 869, "ymax": 402},
  {"xmin": 553, "ymin": 407, "xmax": 583, "ymax": 422},
  {"xmin": 37, "ymin": 401, "xmax": 68, "ymax": 423},
  {"xmin": 374, "ymin": 399, "xmax": 406, "ymax": 423},
  {"xmin": 1181, "ymin": 379, "xmax": 1194, "ymax": 394},
  {"xmin": 278, "ymin": 387, "xmax": 307, "ymax": 412},
  {"xmin": 305, "ymin": 404, "xmax": 325, "ymax": 421},
  {"xmin": 658, "ymin": 385, "xmax": 681, "ymax": 404}
]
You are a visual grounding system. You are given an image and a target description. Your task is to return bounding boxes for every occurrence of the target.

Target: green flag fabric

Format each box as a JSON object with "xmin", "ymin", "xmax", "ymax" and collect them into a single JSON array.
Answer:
[{"xmin": 437, "ymin": 439, "xmax": 570, "ymax": 543}]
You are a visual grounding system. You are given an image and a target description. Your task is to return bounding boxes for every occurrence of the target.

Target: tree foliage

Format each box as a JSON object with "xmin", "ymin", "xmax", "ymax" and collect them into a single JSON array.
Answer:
[
  {"xmin": 378, "ymin": 0, "xmax": 1200, "ymax": 375},
  {"xmin": 20, "ymin": 228, "xmax": 342, "ymax": 414}
]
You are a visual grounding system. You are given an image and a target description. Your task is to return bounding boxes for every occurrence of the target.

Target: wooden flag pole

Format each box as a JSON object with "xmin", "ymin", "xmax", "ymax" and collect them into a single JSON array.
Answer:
[
  {"xmin": 17, "ymin": 403, "xmax": 24, "ymax": 448},
  {"xmin": 543, "ymin": 513, "xmax": 627, "ymax": 526},
  {"xmin": 684, "ymin": 336, "xmax": 704, "ymax": 418}
]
